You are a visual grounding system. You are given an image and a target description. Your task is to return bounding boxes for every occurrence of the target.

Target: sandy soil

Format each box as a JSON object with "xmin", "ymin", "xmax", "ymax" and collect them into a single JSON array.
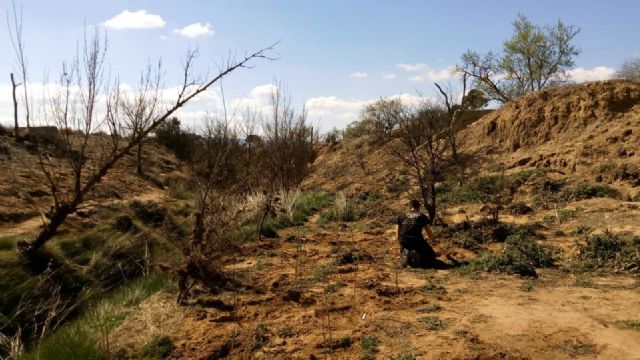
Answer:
[{"xmin": 111, "ymin": 214, "xmax": 640, "ymax": 360}]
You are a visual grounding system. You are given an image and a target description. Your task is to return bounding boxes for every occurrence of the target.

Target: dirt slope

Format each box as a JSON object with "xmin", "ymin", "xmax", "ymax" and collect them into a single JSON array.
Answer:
[
  {"xmin": 0, "ymin": 135, "xmax": 186, "ymax": 237},
  {"xmin": 460, "ymin": 80, "xmax": 640, "ymax": 172}
]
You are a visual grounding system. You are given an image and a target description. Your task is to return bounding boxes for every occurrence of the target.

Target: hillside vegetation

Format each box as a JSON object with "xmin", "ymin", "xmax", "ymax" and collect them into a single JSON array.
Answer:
[{"xmin": 1, "ymin": 80, "xmax": 640, "ymax": 359}]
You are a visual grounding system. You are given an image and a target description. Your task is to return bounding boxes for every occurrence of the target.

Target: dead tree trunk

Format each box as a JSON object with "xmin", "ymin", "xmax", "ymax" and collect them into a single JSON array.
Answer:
[{"xmin": 11, "ymin": 73, "xmax": 20, "ymax": 140}]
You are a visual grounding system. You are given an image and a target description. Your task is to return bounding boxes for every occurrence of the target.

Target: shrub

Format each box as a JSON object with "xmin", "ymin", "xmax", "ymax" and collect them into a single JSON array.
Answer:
[
  {"xmin": 143, "ymin": 336, "xmax": 174, "ymax": 359},
  {"xmin": 386, "ymin": 175, "xmax": 410, "ymax": 194},
  {"xmin": 575, "ymin": 230, "xmax": 640, "ymax": 272},
  {"xmin": 129, "ymin": 200, "xmax": 167, "ymax": 227},
  {"xmin": 561, "ymin": 183, "xmax": 619, "ymax": 201},
  {"xmin": 360, "ymin": 335, "xmax": 380, "ymax": 360},
  {"xmin": 598, "ymin": 162, "xmax": 640, "ymax": 185},
  {"xmin": 419, "ymin": 316, "xmax": 446, "ymax": 330},
  {"xmin": 460, "ymin": 231, "xmax": 559, "ymax": 276},
  {"xmin": 0, "ymin": 236, "xmax": 18, "ymax": 251}
]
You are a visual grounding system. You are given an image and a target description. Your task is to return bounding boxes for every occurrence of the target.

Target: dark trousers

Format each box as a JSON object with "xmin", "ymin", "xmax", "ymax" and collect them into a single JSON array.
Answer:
[{"xmin": 400, "ymin": 239, "xmax": 436, "ymax": 268}]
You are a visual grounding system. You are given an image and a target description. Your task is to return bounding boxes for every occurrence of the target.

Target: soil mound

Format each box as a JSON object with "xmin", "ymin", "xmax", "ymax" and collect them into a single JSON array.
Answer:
[{"xmin": 461, "ymin": 80, "xmax": 640, "ymax": 171}]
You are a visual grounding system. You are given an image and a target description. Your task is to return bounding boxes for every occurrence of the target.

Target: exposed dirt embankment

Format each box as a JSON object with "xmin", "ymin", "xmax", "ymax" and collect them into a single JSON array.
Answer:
[{"xmin": 461, "ymin": 80, "xmax": 640, "ymax": 172}]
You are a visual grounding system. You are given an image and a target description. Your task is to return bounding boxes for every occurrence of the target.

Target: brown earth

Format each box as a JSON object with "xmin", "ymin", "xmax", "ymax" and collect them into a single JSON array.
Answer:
[
  {"xmin": 0, "ymin": 136, "xmax": 186, "ymax": 238},
  {"xmin": 3, "ymin": 80, "xmax": 640, "ymax": 359},
  {"xmin": 104, "ymin": 80, "xmax": 640, "ymax": 359}
]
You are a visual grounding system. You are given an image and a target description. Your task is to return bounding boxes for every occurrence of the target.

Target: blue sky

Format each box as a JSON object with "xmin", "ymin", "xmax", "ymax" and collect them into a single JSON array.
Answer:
[{"xmin": 1, "ymin": 0, "xmax": 639, "ymax": 131}]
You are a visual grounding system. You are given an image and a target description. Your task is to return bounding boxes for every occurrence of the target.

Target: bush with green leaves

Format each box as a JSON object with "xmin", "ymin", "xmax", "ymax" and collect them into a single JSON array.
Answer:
[
  {"xmin": 143, "ymin": 336, "xmax": 175, "ymax": 359},
  {"xmin": 575, "ymin": 230, "xmax": 640, "ymax": 272},
  {"xmin": 598, "ymin": 162, "xmax": 640, "ymax": 185},
  {"xmin": 460, "ymin": 231, "xmax": 559, "ymax": 276},
  {"xmin": 561, "ymin": 183, "xmax": 620, "ymax": 202},
  {"xmin": 360, "ymin": 335, "xmax": 380, "ymax": 360}
]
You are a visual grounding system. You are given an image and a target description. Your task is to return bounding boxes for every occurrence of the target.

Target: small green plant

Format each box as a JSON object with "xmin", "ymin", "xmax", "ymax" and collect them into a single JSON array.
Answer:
[
  {"xmin": 419, "ymin": 316, "xmax": 446, "ymax": 330},
  {"xmin": 360, "ymin": 335, "xmax": 380, "ymax": 359},
  {"xmin": 616, "ymin": 320, "xmax": 640, "ymax": 330},
  {"xmin": 0, "ymin": 236, "xmax": 18, "ymax": 251},
  {"xmin": 143, "ymin": 336, "xmax": 174, "ymax": 359},
  {"xmin": 574, "ymin": 277, "xmax": 597, "ymax": 288},
  {"xmin": 417, "ymin": 304, "xmax": 443, "ymax": 313},
  {"xmin": 390, "ymin": 354, "xmax": 417, "ymax": 360},
  {"xmin": 277, "ymin": 325, "xmax": 295, "ymax": 338},
  {"xmin": 520, "ymin": 281, "xmax": 535, "ymax": 292},
  {"xmin": 574, "ymin": 225, "xmax": 591, "ymax": 235},
  {"xmin": 556, "ymin": 338, "xmax": 597, "ymax": 357}
]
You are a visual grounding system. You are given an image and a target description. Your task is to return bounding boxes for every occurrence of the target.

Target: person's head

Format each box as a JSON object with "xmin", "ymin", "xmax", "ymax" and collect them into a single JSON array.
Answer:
[{"xmin": 409, "ymin": 199, "xmax": 421, "ymax": 210}]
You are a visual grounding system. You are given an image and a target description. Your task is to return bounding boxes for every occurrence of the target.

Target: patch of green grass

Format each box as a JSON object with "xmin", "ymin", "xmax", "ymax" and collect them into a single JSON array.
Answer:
[
  {"xmin": 419, "ymin": 282, "xmax": 446, "ymax": 294},
  {"xmin": 142, "ymin": 335, "xmax": 174, "ymax": 359},
  {"xmin": 511, "ymin": 168, "xmax": 553, "ymax": 185},
  {"xmin": 520, "ymin": 281, "xmax": 535, "ymax": 292},
  {"xmin": 0, "ymin": 235, "xmax": 19, "ymax": 251},
  {"xmin": 416, "ymin": 304, "xmax": 443, "ymax": 313},
  {"xmin": 20, "ymin": 272, "xmax": 173, "ymax": 360},
  {"xmin": 419, "ymin": 316, "xmax": 446, "ymax": 330},
  {"xmin": 293, "ymin": 263, "xmax": 335, "ymax": 287},
  {"xmin": 57, "ymin": 228, "xmax": 111, "ymax": 264},
  {"xmin": 319, "ymin": 192, "xmax": 357, "ymax": 223},
  {"xmin": 273, "ymin": 191, "xmax": 333, "ymax": 228},
  {"xmin": 574, "ymin": 277, "xmax": 597, "ymax": 288},
  {"xmin": 19, "ymin": 327, "xmax": 106, "ymax": 360},
  {"xmin": 616, "ymin": 320, "xmax": 640, "ymax": 330},
  {"xmin": 390, "ymin": 354, "xmax": 417, "ymax": 360},
  {"xmin": 360, "ymin": 335, "xmax": 380, "ymax": 360},
  {"xmin": 556, "ymin": 338, "xmax": 597, "ymax": 357},
  {"xmin": 437, "ymin": 182, "xmax": 480, "ymax": 205},
  {"xmin": 276, "ymin": 325, "xmax": 295, "ymax": 338}
]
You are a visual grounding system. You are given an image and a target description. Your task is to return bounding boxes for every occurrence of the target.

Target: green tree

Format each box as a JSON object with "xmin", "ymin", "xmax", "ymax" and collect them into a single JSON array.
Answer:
[
  {"xmin": 459, "ymin": 14, "xmax": 580, "ymax": 102},
  {"xmin": 461, "ymin": 89, "xmax": 488, "ymax": 110}
]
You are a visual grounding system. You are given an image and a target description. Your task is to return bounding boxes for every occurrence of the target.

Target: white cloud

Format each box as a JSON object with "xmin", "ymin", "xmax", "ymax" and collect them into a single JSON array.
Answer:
[
  {"xmin": 567, "ymin": 66, "xmax": 615, "ymax": 83},
  {"xmin": 103, "ymin": 10, "xmax": 165, "ymax": 30},
  {"xmin": 409, "ymin": 65, "xmax": 457, "ymax": 83},
  {"xmin": 305, "ymin": 93, "xmax": 433, "ymax": 131},
  {"xmin": 173, "ymin": 22, "xmax": 215, "ymax": 38},
  {"xmin": 349, "ymin": 72, "xmax": 368, "ymax": 78},
  {"xmin": 383, "ymin": 73, "xmax": 397, "ymax": 80},
  {"xmin": 396, "ymin": 63, "xmax": 427, "ymax": 72},
  {"xmin": 159, "ymin": 35, "xmax": 168, "ymax": 40}
]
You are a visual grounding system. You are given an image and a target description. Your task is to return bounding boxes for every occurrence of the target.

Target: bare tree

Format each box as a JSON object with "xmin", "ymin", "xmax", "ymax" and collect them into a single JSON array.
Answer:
[
  {"xmin": 10, "ymin": 73, "xmax": 20, "ymax": 140},
  {"xmin": 389, "ymin": 101, "xmax": 456, "ymax": 223},
  {"xmin": 120, "ymin": 61, "xmax": 163, "ymax": 176},
  {"xmin": 261, "ymin": 83, "xmax": 315, "ymax": 192},
  {"xmin": 13, "ymin": 26, "xmax": 276, "ymax": 262},
  {"xmin": 435, "ymin": 77, "xmax": 467, "ymax": 162},
  {"xmin": 172, "ymin": 116, "xmax": 242, "ymax": 304},
  {"xmin": 7, "ymin": 0, "xmax": 31, "ymax": 130},
  {"xmin": 616, "ymin": 56, "xmax": 640, "ymax": 81}
]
